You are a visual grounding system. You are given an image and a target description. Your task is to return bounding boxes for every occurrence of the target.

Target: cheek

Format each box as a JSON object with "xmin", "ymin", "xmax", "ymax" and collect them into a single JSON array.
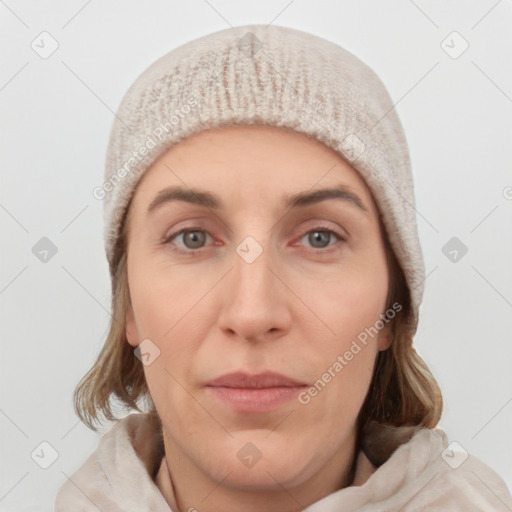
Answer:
[
  {"xmin": 321, "ymin": 258, "xmax": 389, "ymax": 344},
  {"xmin": 128, "ymin": 255, "xmax": 199, "ymax": 340},
  {"xmin": 128, "ymin": 258, "xmax": 216, "ymax": 386},
  {"xmin": 302, "ymin": 249, "xmax": 388, "ymax": 401},
  {"xmin": 301, "ymin": 313, "xmax": 379, "ymax": 431}
]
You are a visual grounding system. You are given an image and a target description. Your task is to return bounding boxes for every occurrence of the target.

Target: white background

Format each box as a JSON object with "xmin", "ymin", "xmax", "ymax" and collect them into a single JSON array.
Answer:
[{"xmin": 1, "ymin": 1, "xmax": 511, "ymax": 510}]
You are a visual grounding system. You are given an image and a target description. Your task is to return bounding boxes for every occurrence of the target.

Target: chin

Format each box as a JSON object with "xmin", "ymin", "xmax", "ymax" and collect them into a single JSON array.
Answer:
[
  {"xmin": 215, "ymin": 460, "xmax": 311, "ymax": 492},
  {"xmin": 200, "ymin": 435, "xmax": 317, "ymax": 491}
]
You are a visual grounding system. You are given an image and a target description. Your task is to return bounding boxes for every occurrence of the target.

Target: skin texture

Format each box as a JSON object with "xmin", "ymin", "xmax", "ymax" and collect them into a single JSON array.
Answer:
[{"xmin": 124, "ymin": 125, "xmax": 392, "ymax": 512}]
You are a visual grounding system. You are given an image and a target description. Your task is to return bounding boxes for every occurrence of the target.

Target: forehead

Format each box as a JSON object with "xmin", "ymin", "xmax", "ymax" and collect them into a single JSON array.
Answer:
[{"xmin": 129, "ymin": 124, "xmax": 376, "ymax": 215}]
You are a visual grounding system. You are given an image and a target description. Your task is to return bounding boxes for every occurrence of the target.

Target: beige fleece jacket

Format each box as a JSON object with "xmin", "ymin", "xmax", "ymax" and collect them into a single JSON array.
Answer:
[{"xmin": 55, "ymin": 412, "xmax": 512, "ymax": 511}]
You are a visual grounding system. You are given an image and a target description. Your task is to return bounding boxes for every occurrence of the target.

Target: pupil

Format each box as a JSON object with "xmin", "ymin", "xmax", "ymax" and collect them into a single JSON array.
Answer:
[
  {"xmin": 185, "ymin": 231, "xmax": 205, "ymax": 248},
  {"xmin": 310, "ymin": 231, "xmax": 329, "ymax": 248}
]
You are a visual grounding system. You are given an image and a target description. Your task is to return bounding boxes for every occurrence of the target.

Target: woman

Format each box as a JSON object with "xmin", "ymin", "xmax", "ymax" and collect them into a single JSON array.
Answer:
[{"xmin": 55, "ymin": 24, "xmax": 512, "ymax": 511}]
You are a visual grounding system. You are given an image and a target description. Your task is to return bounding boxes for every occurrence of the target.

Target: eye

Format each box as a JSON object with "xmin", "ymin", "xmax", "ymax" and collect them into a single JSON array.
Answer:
[
  {"xmin": 164, "ymin": 226, "xmax": 345, "ymax": 254},
  {"xmin": 164, "ymin": 228, "xmax": 213, "ymax": 252},
  {"xmin": 298, "ymin": 227, "xmax": 344, "ymax": 250}
]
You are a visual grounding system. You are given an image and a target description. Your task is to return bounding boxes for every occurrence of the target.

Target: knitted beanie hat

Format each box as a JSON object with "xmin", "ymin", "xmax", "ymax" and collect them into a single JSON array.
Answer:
[{"xmin": 100, "ymin": 24, "xmax": 425, "ymax": 330}]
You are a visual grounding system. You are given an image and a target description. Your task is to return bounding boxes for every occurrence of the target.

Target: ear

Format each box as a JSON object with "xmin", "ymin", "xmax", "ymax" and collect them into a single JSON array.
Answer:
[
  {"xmin": 377, "ymin": 321, "xmax": 393, "ymax": 352},
  {"xmin": 125, "ymin": 303, "xmax": 139, "ymax": 347}
]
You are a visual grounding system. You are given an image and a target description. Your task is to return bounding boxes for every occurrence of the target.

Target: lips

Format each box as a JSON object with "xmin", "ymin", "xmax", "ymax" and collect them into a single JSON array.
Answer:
[
  {"xmin": 206, "ymin": 371, "xmax": 306, "ymax": 389},
  {"xmin": 205, "ymin": 371, "xmax": 308, "ymax": 412}
]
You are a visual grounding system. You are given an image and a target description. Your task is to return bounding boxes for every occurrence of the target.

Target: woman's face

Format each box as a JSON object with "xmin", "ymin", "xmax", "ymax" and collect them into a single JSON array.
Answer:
[{"xmin": 125, "ymin": 125, "xmax": 392, "ymax": 496}]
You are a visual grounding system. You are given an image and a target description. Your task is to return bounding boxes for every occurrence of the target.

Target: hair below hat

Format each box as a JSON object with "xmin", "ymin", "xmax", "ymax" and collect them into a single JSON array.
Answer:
[{"xmin": 101, "ymin": 24, "xmax": 425, "ymax": 330}]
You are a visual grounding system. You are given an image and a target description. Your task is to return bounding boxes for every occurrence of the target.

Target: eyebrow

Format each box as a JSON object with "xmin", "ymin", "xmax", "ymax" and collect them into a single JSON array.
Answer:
[{"xmin": 146, "ymin": 185, "xmax": 368, "ymax": 215}]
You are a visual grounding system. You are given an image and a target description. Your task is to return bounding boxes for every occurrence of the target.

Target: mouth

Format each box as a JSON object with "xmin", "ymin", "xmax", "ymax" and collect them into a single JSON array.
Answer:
[{"xmin": 205, "ymin": 371, "xmax": 308, "ymax": 413}]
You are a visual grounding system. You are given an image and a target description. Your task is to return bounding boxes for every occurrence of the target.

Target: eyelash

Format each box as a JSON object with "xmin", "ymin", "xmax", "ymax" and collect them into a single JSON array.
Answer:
[{"xmin": 163, "ymin": 225, "xmax": 346, "ymax": 255}]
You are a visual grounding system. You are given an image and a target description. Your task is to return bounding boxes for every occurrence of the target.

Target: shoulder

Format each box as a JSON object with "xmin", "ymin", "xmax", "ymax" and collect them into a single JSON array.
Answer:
[
  {"xmin": 54, "ymin": 412, "xmax": 165, "ymax": 511},
  {"xmin": 379, "ymin": 427, "xmax": 512, "ymax": 511}
]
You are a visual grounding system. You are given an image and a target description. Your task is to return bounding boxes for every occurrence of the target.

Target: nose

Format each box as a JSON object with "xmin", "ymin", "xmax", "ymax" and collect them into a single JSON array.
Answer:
[{"xmin": 216, "ymin": 239, "xmax": 292, "ymax": 343}]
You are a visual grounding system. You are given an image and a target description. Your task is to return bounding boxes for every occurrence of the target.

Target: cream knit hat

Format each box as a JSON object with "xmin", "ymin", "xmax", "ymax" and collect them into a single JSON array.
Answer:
[{"xmin": 100, "ymin": 24, "xmax": 425, "ymax": 330}]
